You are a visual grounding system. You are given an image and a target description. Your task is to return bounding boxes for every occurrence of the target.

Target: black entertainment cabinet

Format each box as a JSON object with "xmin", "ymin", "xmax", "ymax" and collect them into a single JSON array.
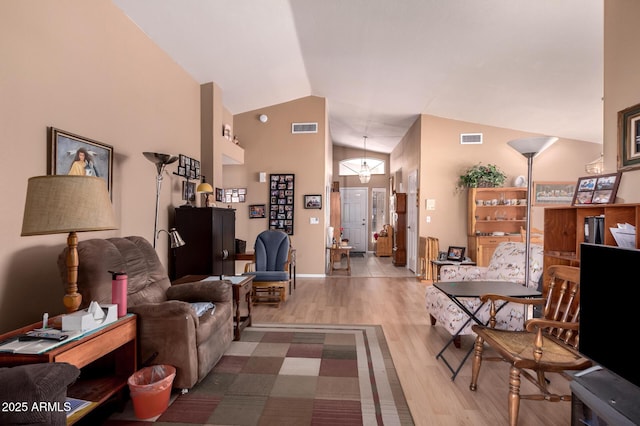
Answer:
[
  {"xmin": 571, "ymin": 368, "xmax": 640, "ymax": 425},
  {"xmin": 173, "ymin": 207, "xmax": 236, "ymax": 279}
]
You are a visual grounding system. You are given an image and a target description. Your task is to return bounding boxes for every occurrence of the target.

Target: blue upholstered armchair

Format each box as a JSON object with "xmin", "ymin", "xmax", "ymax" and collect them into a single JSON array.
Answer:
[{"xmin": 243, "ymin": 230, "xmax": 290, "ymax": 306}]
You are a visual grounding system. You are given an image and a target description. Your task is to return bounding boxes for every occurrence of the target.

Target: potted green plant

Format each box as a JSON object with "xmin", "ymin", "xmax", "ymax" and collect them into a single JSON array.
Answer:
[{"xmin": 457, "ymin": 163, "xmax": 507, "ymax": 190}]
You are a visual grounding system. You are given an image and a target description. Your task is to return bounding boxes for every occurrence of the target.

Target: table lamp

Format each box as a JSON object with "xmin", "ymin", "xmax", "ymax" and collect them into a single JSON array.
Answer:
[
  {"xmin": 157, "ymin": 228, "xmax": 185, "ymax": 248},
  {"xmin": 507, "ymin": 136, "xmax": 558, "ymax": 287},
  {"xmin": 196, "ymin": 175, "xmax": 214, "ymax": 207},
  {"xmin": 21, "ymin": 176, "xmax": 117, "ymax": 313}
]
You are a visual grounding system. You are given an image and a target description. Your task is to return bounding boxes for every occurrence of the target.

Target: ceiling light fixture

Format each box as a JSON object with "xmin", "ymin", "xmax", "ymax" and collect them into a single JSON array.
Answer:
[
  {"xmin": 359, "ymin": 136, "xmax": 371, "ymax": 184},
  {"xmin": 585, "ymin": 153, "xmax": 604, "ymax": 175}
]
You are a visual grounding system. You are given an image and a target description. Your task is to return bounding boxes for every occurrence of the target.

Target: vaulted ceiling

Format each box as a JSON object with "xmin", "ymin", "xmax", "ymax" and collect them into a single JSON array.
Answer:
[{"xmin": 113, "ymin": 0, "xmax": 603, "ymax": 154}]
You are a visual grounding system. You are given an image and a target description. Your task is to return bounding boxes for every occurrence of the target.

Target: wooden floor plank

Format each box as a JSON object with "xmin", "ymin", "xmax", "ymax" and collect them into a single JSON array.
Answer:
[{"xmin": 252, "ymin": 254, "xmax": 571, "ymax": 426}]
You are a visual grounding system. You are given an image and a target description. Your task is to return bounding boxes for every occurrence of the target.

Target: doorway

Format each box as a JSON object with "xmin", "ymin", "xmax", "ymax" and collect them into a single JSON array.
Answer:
[
  {"xmin": 407, "ymin": 170, "xmax": 418, "ymax": 273},
  {"xmin": 340, "ymin": 187, "xmax": 368, "ymax": 252}
]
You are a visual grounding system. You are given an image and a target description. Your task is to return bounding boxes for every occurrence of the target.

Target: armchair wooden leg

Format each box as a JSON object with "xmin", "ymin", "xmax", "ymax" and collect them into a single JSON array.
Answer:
[
  {"xmin": 508, "ymin": 365, "xmax": 522, "ymax": 426},
  {"xmin": 469, "ymin": 335, "xmax": 484, "ymax": 391}
]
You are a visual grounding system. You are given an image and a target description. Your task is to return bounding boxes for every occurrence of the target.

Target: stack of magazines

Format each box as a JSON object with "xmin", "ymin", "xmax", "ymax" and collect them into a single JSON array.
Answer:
[{"xmin": 610, "ymin": 223, "xmax": 636, "ymax": 248}]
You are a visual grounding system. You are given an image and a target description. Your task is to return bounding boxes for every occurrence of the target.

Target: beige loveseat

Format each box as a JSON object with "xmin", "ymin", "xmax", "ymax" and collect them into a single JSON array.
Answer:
[{"xmin": 57, "ymin": 236, "xmax": 233, "ymax": 390}]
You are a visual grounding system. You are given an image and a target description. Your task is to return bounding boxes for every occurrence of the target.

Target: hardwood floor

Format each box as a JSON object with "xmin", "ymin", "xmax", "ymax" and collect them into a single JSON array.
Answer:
[{"xmin": 253, "ymin": 254, "xmax": 571, "ymax": 426}]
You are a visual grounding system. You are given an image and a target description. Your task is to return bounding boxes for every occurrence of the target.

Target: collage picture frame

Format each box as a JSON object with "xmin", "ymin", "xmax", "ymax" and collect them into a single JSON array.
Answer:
[
  {"xmin": 269, "ymin": 173, "xmax": 295, "ymax": 235},
  {"xmin": 571, "ymin": 172, "xmax": 621, "ymax": 205}
]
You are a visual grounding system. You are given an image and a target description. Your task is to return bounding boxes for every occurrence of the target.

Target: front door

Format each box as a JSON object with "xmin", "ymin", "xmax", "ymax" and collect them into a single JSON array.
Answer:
[{"xmin": 340, "ymin": 187, "xmax": 368, "ymax": 252}]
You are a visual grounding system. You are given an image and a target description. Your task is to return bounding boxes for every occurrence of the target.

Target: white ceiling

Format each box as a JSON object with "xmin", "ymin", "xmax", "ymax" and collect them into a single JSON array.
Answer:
[{"xmin": 113, "ymin": 0, "xmax": 603, "ymax": 154}]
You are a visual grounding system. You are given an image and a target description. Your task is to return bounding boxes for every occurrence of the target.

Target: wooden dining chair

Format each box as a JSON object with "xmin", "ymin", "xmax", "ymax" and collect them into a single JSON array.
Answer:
[
  {"xmin": 468, "ymin": 265, "xmax": 591, "ymax": 426},
  {"xmin": 520, "ymin": 226, "xmax": 544, "ymax": 245}
]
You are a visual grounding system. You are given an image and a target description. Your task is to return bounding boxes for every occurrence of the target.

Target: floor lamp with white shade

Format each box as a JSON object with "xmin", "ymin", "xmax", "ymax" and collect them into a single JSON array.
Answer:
[{"xmin": 507, "ymin": 136, "xmax": 558, "ymax": 288}]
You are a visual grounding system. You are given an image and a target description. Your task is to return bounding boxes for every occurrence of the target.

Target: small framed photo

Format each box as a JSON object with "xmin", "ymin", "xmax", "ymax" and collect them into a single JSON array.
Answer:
[
  {"xmin": 304, "ymin": 194, "xmax": 322, "ymax": 209},
  {"xmin": 572, "ymin": 172, "xmax": 621, "ymax": 205},
  {"xmin": 48, "ymin": 127, "xmax": 114, "ymax": 197},
  {"xmin": 447, "ymin": 246, "xmax": 466, "ymax": 261},
  {"xmin": 215, "ymin": 187, "xmax": 223, "ymax": 202},
  {"xmin": 249, "ymin": 204, "xmax": 266, "ymax": 219},
  {"xmin": 618, "ymin": 102, "xmax": 640, "ymax": 171}
]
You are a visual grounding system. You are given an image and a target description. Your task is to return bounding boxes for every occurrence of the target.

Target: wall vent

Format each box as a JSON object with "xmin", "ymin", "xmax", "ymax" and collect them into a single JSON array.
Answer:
[
  {"xmin": 460, "ymin": 133, "xmax": 483, "ymax": 144},
  {"xmin": 291, "ymin": 122, "xmax": 318, "ymax": 134}
]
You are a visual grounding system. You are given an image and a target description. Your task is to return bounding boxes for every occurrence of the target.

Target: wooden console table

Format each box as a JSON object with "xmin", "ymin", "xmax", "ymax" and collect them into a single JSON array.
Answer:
[{"xmin": 0, "ymin": 314, "xmax": 137, "ymax": 425}]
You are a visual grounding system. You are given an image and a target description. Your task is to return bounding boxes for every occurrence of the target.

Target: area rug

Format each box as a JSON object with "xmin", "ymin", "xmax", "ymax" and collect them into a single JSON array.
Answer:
[{"xmin": 106, "ymin": 323, "xmax": 414, "ymax": 425}]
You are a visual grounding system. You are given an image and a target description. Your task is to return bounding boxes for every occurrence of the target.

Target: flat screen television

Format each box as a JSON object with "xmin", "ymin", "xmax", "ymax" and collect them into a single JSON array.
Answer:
[{"xmin": 579, "ymin": 243, "xmax": 640, "ymax": 389}]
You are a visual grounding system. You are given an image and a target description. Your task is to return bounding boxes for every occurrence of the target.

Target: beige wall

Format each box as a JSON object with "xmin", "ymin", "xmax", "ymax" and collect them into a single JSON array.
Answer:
[
  {"xmin": 0, "ymin": 1, "xmax": 201, "ymax": 332},
  {"xmin": 2, "ymin": 0, "xmax": 637, "ymax": 332},
  {"xmin": 225, "ymin": 97, "xmax": 329, "ymax": 276},
  {"xmin": 407, "ymin": 115, "xmax": 601, "ymax": 251},
  {"xmin": 603, "ymin": 0, "xmax": 640, "ymax": 200}
]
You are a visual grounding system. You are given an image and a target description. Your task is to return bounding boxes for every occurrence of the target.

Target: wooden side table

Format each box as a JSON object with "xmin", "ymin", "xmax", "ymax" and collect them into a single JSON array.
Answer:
[
  {"xmin": 0, "ymin": 314, "xmax": 137, "ymax": 425},
  {"xmin": 430, "ymin": 259, "xmax": 476, "ymax": 282},
  {"xmin": 327, "ymin": 246, "xmax": 352, "ymax": 275}
]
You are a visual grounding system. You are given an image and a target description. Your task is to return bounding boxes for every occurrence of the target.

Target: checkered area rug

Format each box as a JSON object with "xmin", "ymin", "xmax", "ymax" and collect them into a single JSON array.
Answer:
[{"xmin": 107, "ymin": 324, "xmax": 414, "ymax": 425}]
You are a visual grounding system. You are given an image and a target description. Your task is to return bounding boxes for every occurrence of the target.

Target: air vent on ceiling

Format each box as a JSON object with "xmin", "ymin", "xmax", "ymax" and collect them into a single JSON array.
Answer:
[
  {"xmin": 291, "ymin": 122, "xmax": 318, "ymax": 134},
  {"xmin": 460, "ymin": 133, "xmax": 483, "ymax": 144}
]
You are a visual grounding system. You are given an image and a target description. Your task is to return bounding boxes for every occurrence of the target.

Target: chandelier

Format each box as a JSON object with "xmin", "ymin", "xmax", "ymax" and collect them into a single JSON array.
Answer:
[{"xmin": 359, "ymin": 136, "xmax": 371, "ymax": 184}]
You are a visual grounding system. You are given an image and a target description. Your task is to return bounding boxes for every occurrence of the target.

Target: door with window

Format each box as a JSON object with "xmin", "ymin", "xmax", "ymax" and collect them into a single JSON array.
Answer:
[{"xmin": 340, "ymin": 187, "xmax": 367, "ymax": 252}]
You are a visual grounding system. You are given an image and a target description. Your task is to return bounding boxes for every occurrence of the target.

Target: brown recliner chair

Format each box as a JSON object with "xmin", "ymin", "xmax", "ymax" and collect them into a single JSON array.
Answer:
[{"xmin": 57, "ymin": 236, "xmax": 233, "ymax": 390}]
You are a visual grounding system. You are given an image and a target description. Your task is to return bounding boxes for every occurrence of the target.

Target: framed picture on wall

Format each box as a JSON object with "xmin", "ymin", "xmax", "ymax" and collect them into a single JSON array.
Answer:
[
  {"xmin": 304, "ymin": 194, "xmax": 322, "ymax": 209},
  {"xmin": 532, "ymin": 181, "xmax": 576, "ymax": 206},
  {"xmin": 48, "ymin": 127, "xmax": 113, "ymax": 197},
  {"xmin": 618, "ymin": 102, "xmax": 640, "ymax": 171},
  {"xmin": 269, "ymin": 174, "xmax": 295, "ymax": 235},
  {"xmin": 249, "ymin": 204, "xmax": 266, "ymax": 219}
]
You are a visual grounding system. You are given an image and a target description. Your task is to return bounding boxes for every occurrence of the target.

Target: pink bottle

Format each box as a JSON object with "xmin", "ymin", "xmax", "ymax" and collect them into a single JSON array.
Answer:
[{"xmin": 110, "ymin": 271, "xmax": 128, "ymax": 317}]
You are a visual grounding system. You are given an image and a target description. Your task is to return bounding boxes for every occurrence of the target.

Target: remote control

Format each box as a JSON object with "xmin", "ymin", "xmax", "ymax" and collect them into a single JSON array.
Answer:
[{"xmin": 19, "ymin": 332, "xmax": 68, "ymax": 342}]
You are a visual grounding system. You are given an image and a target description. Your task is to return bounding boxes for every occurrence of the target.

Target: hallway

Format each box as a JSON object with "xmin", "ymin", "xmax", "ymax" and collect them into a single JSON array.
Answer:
[{"xmin": 333, "ymin": 252, "xmax": 417, "ymax": 278}]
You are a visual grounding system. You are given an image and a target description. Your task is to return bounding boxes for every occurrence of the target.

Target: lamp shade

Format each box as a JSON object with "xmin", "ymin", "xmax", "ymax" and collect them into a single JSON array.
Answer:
[
  {"xmin": 22, "ymin": 176, "xmax": 117, "ymax": 236},
  {"xmin": 507, "ymin": 137, "xmax": 558, "ymax": 157},
  {"xmin": 196, "ymin": 182, "xmax": 214, "ymax": 193}
]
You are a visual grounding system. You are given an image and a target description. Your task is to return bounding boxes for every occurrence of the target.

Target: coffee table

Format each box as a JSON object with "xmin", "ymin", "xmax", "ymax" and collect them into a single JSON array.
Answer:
[{"xmin": 433, "ymin": 280, "xmax": 541, "ymax": 380}]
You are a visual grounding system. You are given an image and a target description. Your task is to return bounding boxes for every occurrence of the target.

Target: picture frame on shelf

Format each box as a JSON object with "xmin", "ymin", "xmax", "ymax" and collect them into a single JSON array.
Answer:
[
  {"xmin": 304, "ymin": 194, "xmax": 322, "ymax": 209},
  {"xmin": 249, "ymin": 204, "xmax": 266, "ymax": 219},
  {"xmin": 533, "ymin": 181, "xmax": 576, "ymax": 206},
  {"xmin": 618, "ymin": 102, "xmax": 640, "ymax": 171},
  {"xmin": 446, "ymin": 246, "xmax": 466, "ymax": 261},
  {"xmin": 48, "ymin": 127, "xmax": 114, "ymax": 198},
  {"xmin": 571, "ymin": 172, "xmax": 621, "ymax": 206}
]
